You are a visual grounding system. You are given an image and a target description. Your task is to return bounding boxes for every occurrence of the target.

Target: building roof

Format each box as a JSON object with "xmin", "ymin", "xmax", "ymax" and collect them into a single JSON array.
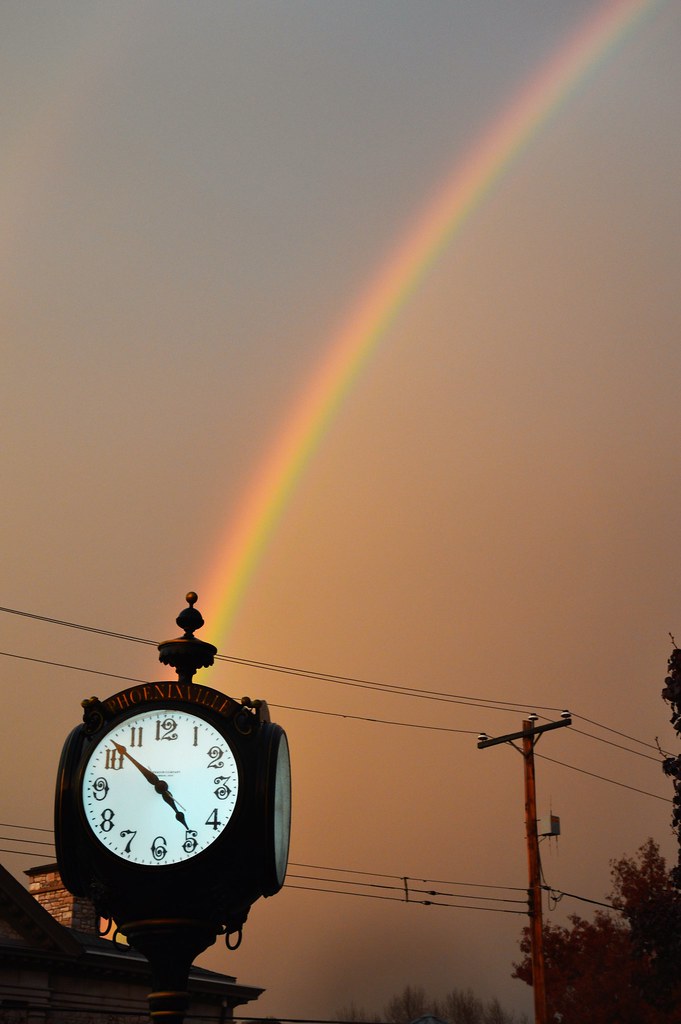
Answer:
[
  {"xmin": 0, "ymin": 860, "xmax": 80, "ymax": 956},
  {"xmin": 0, "ymin": 861, "xmax": 263, "ymax": 1006}
]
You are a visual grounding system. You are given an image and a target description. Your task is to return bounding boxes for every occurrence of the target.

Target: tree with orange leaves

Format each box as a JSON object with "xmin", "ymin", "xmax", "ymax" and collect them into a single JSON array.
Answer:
[{"xmin": 512, "ymin": 839, "xmax": 681, "ymax": 1023}]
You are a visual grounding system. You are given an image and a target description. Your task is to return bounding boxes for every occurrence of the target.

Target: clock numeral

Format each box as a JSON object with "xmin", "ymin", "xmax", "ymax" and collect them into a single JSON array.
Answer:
[
  {"xmin": 120, "ymin": 829, "xmax": 137, "ymax": 854},
  {"xmin": 207, "ymin": 746, "xmax": 224, "ymax": 769},
  {"xmin": 130, "ymin": 726, "xmax": 143, "ymax": 747},
  {"xmin": 104, "ymin": 747, "xmax": 125, "ymax": 771},
  {"xmin": 155, "ymin": 718, "xmax": 178, "ymax": 742},
  {"xmin": 151, "ymin": 836, "xmax": 168, "ymax": 861},
  {"xmin": 99, "ymin": 808, "xmax": 115, "ymax": 833},
  {"xmin": 92, "ymin": 777, "xmax": 110, "ymax": 801},
  {"xmin": 214, "ymin": 777, "xmax": 232, "ymax": 801},
  {"xmin": 183, "ymin": 830, "xmax": 198, "ymax": 854},
  {"xmin": 205, "ymin": 809, "xmax": 222, "ymax": 831}
]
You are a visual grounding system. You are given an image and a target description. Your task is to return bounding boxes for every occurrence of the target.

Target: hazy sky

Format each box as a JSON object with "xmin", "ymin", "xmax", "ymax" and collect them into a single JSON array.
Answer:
[{"xmin": 2, "ymin": 1, "xmax": 681, "ymax": 1020}]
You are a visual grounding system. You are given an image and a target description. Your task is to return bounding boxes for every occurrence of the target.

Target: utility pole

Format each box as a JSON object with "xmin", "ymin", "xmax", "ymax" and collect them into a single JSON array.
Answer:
[
  {"xmin": 478, "ymin": 713, "xmax": 572, "ymax": 1024},
  {"xmin": 523, "ymin": 719, "xmax": 546, "ymax": 1024}
]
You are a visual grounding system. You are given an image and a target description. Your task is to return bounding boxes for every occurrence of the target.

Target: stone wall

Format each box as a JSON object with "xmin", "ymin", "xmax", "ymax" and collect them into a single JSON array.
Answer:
[{"xmin": 25, "ymin": 864, "xmax": 98, "ymax": 935}]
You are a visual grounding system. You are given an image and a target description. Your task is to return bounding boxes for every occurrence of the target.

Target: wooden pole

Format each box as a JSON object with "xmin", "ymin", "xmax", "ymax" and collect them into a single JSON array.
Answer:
[{"xmin": 523, "ymin": 720, "xmax": 547, "ymax": 1024}]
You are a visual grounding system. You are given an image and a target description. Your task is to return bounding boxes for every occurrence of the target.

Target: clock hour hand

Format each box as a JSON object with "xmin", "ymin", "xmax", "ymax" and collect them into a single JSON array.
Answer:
[{"xmin": 110, "ymin": 741, "xmax": 190, "ymax": 830}]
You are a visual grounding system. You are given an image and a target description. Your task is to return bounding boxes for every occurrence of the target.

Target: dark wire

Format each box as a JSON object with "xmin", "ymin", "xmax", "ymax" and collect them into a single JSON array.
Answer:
[
  {"xmin": 0, "ymin": 604, "xmax": 670, "ymax": 751},
  {"xmin": 0, "ymin": 605, "xmax": 672, "ymax": 800},
  {"xmin": 573, "ymin": 712, "xmax": 672, "ymax": 755},
  {"xmin": 570, "ymin": 725, "xmax": 665, "ymax": 763},
  {"xmin": 0, "ymin": 605, "xmax": 156, "ymax": 646},
  {"xmin": 286, "ymin": 872, "xmax": 527, "ymax": 904},
  {"xmin": 0, "ymin": 604, "xmax": 560, "ymax": 711},
  {"xmin": 271, "ymin": 701, "xmax": 478, "ymax": 734},
  {"xmin": 0, "ymin": 649, "xmax": 148, "ymax": 684},
  {"xmin": 216, "ymin": 653, "xmax": 548, "ymax": 715},
  {"xmin": 293, "ymin": 861, "xmax": 527, "ymax": 892},
  {"xmin": 0, "ymin": 835, "xmax": 54, "ymax": 848},
  {"xmin": 535, "ymin": 752, "xmax": 671, "ymax": 802},
  {"xmin": 542, "ymin": 885, "xmax": 616, "ymax": 911},
  {"xmin": 0, "ymin": 1008, "xmax": 392, "ymax": 1024},
  {"xmin": 0, "ymin": 821, "xmax": 53, "ymax": 833},
  {"xmin": 0, "ymin": 824, "xmax": 622, "ymax": 915},
  {"xmin": 0, "ymin": 848, "xmax": 55, "ymax": 858},
  {"xmin": 0, "ymin": 648, "xmax": 670, "ymax": 799},
  {"xmin": 0, "ymin": 648, "xmax": 668, "ymax": 765},
  {"xmin": 283, "ymin": 883, "xmax": 526, "ymax": 913},
  {"xmin": 0, "ymin": 825, "xmax": 525, "ymax": 896},
  {"xmin": 0, "ymin": 846, "xmax": 525, "ymax": 915}
]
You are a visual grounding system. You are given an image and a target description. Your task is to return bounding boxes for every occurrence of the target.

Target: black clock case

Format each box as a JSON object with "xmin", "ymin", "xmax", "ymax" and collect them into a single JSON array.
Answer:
[{"xmin": 55, "ymin": 696, "xmax": 289, "ymax": 936}]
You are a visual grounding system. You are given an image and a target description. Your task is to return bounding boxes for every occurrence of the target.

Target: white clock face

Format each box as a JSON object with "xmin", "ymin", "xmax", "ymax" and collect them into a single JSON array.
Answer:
[{"xmin": 81, "ymin": 709, "xmax": 239, "ymax": 866}]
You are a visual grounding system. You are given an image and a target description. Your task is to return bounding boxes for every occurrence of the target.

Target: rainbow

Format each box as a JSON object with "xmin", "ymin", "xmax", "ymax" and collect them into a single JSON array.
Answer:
[{"xmin": 203, "ymin": 0, "xmax": 664, "ymax": 644}]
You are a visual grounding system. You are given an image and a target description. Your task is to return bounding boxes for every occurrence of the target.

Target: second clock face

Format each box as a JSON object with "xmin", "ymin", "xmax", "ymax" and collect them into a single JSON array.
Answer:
[{"xmin": 81, "ymin": 708, "xmax": 239, "ymax": 866}]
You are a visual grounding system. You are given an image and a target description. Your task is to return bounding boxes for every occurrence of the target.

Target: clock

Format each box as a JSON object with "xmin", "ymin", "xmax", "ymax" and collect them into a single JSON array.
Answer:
[
  {"xmin": 80, "ymin": 707, "xmax": 240, "ymax": 867},
  {"xmin": 260, "ymin": 725, "xmax": 291, "ymax": 894}
]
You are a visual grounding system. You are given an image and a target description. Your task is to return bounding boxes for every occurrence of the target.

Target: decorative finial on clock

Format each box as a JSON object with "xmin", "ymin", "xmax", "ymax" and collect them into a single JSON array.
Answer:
[
  {"xmin": 158, "ymin": 592, "xmax": 218, "ymax": 682},
  {"xmin": 176, "ymin": 591, "xmax": 204, "ymax": 638}
]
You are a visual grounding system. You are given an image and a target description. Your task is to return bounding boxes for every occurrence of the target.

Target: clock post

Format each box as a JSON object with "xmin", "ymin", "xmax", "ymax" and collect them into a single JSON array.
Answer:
[{"xmin": 55, "ymin": 593, "xmax": 292, "ymax": 1024}]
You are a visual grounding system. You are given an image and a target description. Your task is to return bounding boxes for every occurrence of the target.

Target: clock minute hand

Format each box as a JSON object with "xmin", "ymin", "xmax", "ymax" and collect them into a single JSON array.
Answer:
[
  {"xmin": 111, "ymin": 741, "xmax": 159, "ymax": 786},
  {"xmin": 111, "ymin": 741, "xmax": 190, "ymax": 830}
]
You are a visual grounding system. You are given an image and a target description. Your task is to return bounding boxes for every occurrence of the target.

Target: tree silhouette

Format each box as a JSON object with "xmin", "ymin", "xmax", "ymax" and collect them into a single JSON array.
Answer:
[
  {"xmin": 513, "ymin": 840, "xmax": 681, "ymax": 1023},
  {"xmin": 662, "ymin": 644, "xmax": 681, "ymax": 881},
  {"xmin": 338, "ymin": 983, "xmax": 527, "ymax": 1024}
]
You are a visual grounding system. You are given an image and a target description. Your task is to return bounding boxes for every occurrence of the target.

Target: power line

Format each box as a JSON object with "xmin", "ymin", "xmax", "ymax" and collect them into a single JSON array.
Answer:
[
  {"xmin": 0, "ymin": 649, "xmax": 482, "ymax": 736},
  {"xmin": 573, "ymin": 712, "xmax": 672, "ymax": 756},
  {"xmin": 0, "ymin": 605, "xmax": 156, "ymax": 647},
  {"xmin": 0, "ymin": 604, "xmax": 668, "ymax": 750},
  {"xmin": 0, "ymin": 647, "xmax": 668, "ymax": 766},
  {"xmin": 0, "ymin": 825, "xmax": 523, "ymax": 897},
  {"xmin": 216, "ymin": 653, "xmax": 547, "ymax": 716},
  {"xmin": 0, "ymin": 821, "xmax": 635, "ymax": 916},
  {"xmin": 0, "ymin": 649, "xmax": 671, "ymax": 800},
  {"xmin": 569, "ymin": 725, "xmax": 665, "ymax": 764},
  {"xmin": 0, "ymin": 835, "xmax": 54, "ymax": 848},
  {"xmin": 286, "ymin": 872, "xmax": 526, "ymax": 905},
  {"xmin": 0, "ymin": 824, "xmax": 638, "ymax": 923},
  {"xmin": 0, "ymin": 855, "xmax": 524, "ymax": 917},
  {"xmin": 0, "ymin": 1008, "xmax": 392, "ymax": 1024},
  {"xmin": 0, "ymin": 605, "xmax": 673, "ymax": 801},
  {"xmin": 0, "ymin": 643, "xmax": 540, "ymax": 733},
  {"xmin": 0, "ymin": 821, "xmax": 53, "ymax": 833},
  {"xmin": 270, "ymin": 702, "xmax": 478, "ymax": 735},
  {"xmin": 280, "ymin": 884, "xmax": 524, "ymax": 917},
  {"xmin": 0, "ymin": 604, "xmax": 560, "ymax": 712},
  {"xmin": 535, "ymin": 752, "xmax": 671, "ymax": 802},
  {"xmin": 0, "ymin": 649, "xmax": 148, "ymax": 685},
  {"xmin": 543, "ymin": 885, "xmax": 616, "ymax": 912},
  {"xmin": 0, "ymin": 821, "xmax": 529, "ymax": 914},
  {"xmin": 0, "ymin": 1003, "xmax": 267, "ymax": 1021},
  {"xmin": 234, "ymin": 1019, "xmax": 389, "ymax": 1024},
  {"xmin": 293, "ymin": 861, "xmax": 527, "ymax": 892},
  {"xmin": 0, "ymin": 847, "xmax": 55, "ymax": 859},
  {"xmin": 0, "ymin": 604, "xmax": 670, "ymax": 750}
]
